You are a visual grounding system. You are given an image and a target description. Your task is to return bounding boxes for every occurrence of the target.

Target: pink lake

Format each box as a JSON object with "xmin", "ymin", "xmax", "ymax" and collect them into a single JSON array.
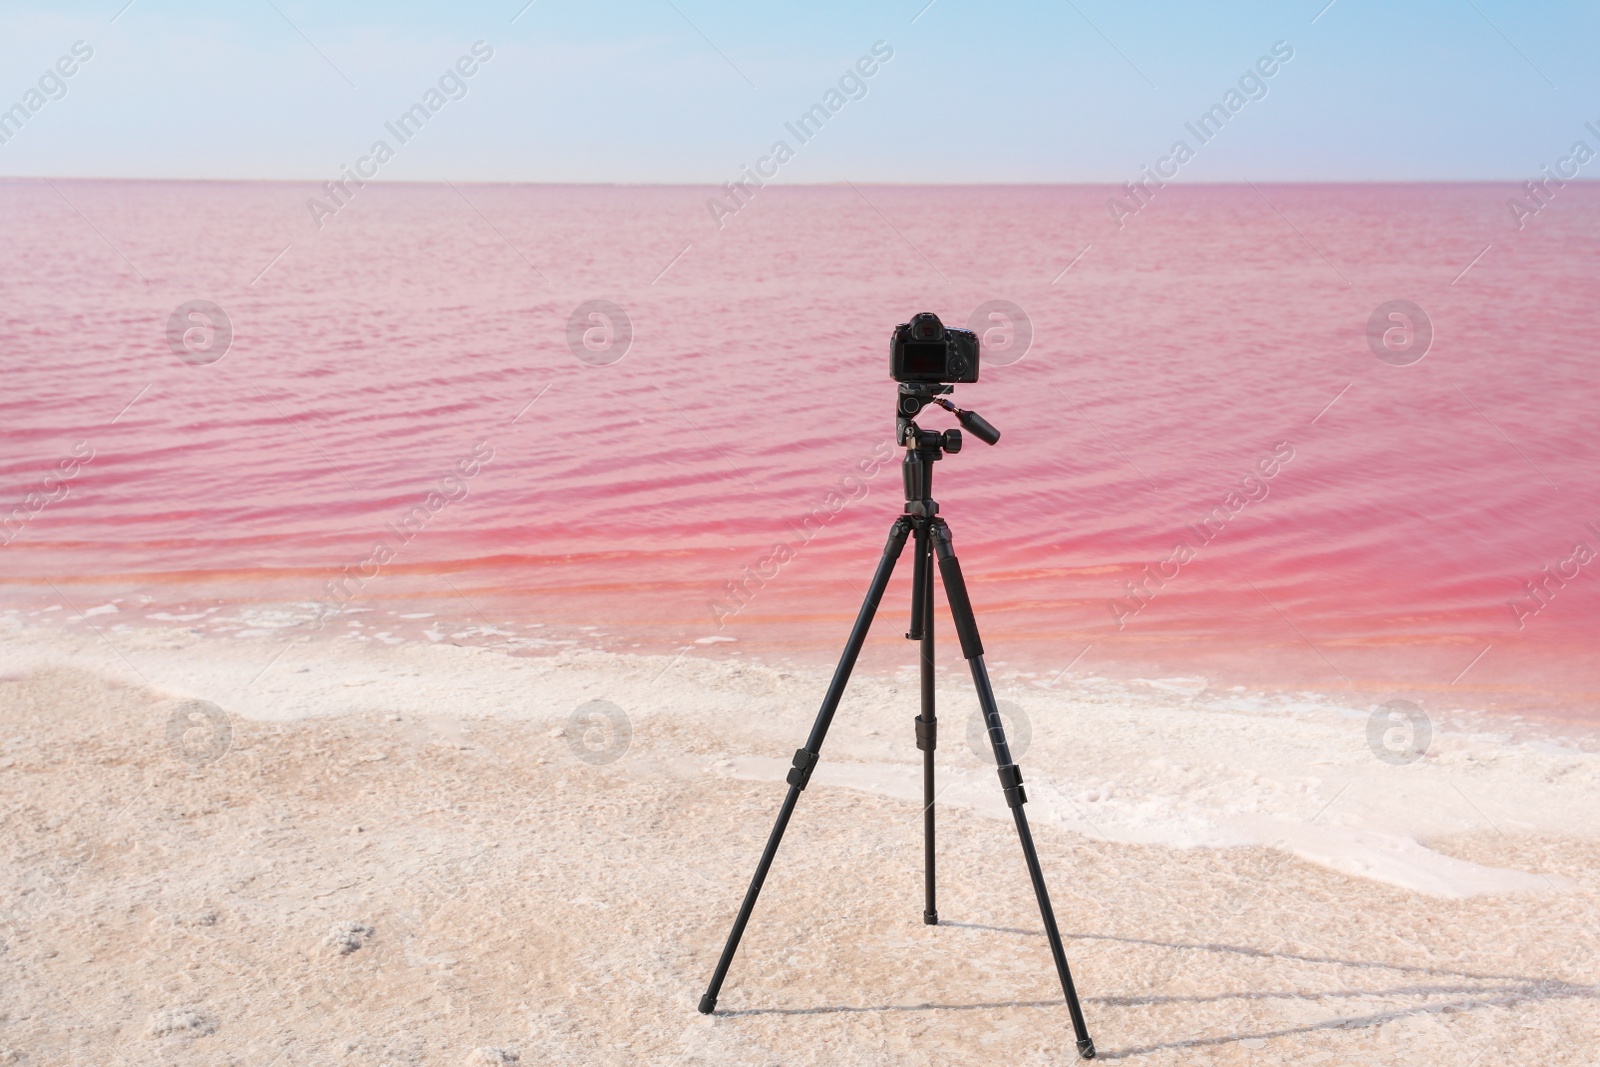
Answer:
[{"xmin": 2, "ymin": 179, "xmax": 1596, "ymax": 724}]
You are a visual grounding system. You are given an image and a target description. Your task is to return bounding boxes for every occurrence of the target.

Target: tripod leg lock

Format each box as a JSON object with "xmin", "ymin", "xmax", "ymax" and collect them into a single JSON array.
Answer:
[
  {"xmin": 786, "ymin": 749, "xmax": 820, "ymax": 790},
  {"xmin": 996, "ymin": 762, "xmax": 1028, "ymax": 808},
  {"xmin": 915, "ymin": 716, "xmax": 937, "ymax": 751}
]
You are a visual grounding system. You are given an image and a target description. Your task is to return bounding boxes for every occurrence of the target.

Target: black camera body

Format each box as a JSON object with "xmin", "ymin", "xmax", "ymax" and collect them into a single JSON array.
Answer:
[{"xmin": 891, "ymin": 312, "xmax": 979, "ymax": 384}]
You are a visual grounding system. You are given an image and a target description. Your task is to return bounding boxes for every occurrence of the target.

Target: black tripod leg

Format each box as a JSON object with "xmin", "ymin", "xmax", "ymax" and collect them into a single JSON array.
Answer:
[
  {"xmin": 911, "ymin": 524, "xmax": 938, "ymax": 925},
  {"xmin": 698, "ymin": 516, "xmax": 913, "ymax": 1015},
  {"xmin": 931, "ymin": 519, "xmax": 1096, "ymax": 1060}
]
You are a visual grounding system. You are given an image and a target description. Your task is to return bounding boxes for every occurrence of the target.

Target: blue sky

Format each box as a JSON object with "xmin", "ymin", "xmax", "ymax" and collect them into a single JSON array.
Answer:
[{"xmin": 1, "ymin": 0, "xmax": 1595, "ymax": 182}]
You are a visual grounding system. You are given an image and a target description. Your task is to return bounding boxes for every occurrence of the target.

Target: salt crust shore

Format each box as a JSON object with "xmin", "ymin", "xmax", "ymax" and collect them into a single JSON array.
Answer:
[{"xmin": 2, "ymin": 619, "xmax": 1598, "ymax": 1065}]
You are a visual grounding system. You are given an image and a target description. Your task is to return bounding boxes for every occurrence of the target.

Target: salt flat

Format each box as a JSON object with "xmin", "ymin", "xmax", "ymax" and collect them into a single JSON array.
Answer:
[{"xmin": 2, "ymin": 620, "xmax": 1597, "ymax": 1065}]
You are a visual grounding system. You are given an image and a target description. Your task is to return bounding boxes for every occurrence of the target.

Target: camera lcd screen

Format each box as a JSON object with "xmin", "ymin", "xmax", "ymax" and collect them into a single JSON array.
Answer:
[{"xmin": 901, "ymin": 341, "xmax": 947, "ymax": 376}]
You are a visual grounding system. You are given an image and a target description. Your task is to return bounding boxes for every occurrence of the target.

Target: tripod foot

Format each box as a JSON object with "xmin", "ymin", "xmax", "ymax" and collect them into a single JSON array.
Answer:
[
  {"xmin": 923, "ymin": 910, "xmax": 938, "ymax": 925},
  {"xmin": 1076, "ymin": 1037, "xmax": 1096, "ymax": 1059},
  {"xmin": 697, "ymin": 994, "xmax": 717, "ymax": 1015}
]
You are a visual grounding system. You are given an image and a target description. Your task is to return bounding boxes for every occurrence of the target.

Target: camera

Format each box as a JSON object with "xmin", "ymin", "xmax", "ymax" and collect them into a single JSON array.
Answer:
[{"xmin": 891, "ymin": 312, "xmax": 979, "ymax": 384}]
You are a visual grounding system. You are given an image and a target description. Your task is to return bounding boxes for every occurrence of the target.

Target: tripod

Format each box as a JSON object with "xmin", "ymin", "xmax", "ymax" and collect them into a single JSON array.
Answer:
[{"xmin": 696, "ymin": 383, "xmax": 1096, "ymax": 1060}]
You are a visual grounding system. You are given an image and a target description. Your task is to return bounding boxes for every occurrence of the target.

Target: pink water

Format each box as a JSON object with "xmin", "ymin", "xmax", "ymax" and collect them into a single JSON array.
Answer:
[{"xmin": 2, "ymin": 180, "xmax": 1597, "ymax": 722}]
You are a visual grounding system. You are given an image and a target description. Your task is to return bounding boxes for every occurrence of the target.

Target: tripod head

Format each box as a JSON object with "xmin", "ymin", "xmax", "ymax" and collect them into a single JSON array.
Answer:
[
  {"xmin": 897, "ymin": 383, "xmax": 1001, "ymax": 516},
  {"xmin": 896, "ymin": 383, "xmax": 1001, "ymax": 451}
]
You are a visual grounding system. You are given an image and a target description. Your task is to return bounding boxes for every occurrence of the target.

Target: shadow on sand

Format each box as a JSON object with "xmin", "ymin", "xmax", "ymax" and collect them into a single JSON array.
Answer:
[{"xmin": 713, "ymin": 923, "xmax": 1598, "ymax": 1059}]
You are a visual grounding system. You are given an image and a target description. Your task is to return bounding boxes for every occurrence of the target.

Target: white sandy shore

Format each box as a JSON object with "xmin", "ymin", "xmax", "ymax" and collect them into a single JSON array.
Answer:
[{"xmin": 2, "ymin": 617, "xmax": 1598, "ymax": 1065}]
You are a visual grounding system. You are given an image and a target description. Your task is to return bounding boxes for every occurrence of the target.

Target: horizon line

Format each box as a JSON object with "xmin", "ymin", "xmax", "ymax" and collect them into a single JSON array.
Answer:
[{"xmin": 1, "ymin": 175, "xmax": 1593, "ymax": 188}]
